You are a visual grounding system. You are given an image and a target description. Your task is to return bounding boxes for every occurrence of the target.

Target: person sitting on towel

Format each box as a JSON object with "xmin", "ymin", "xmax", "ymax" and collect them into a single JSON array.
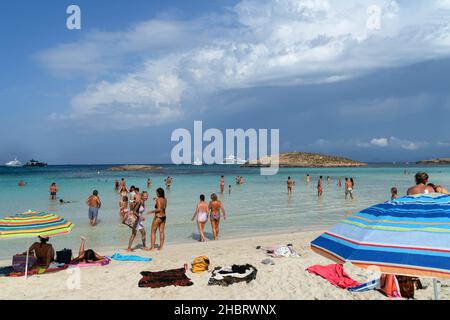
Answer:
[
  {"xmin": 24, "ymin": 235, "xmax": 55, "ymax": 268},
  {"xmin": 71, "ymin": 236, "xmax": 105, "ymax": 264}
]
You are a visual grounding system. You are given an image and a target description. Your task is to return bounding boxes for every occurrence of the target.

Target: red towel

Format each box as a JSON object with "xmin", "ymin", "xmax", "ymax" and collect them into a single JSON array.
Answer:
[{"xmin": 307, "ymin": 264, "xmax": 360, "ymax": 289}]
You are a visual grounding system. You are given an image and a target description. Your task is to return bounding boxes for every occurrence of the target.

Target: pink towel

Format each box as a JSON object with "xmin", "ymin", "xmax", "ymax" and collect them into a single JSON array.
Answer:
[{"xmin": 306, "ymin": 264, "xmax": 361, "ymax": 289}]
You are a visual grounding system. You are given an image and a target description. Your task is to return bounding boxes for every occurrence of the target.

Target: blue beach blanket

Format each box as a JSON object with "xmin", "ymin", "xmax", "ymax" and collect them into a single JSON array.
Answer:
[{"xmin": 110, "ymin": 253, "xmax": 152, "ymax": 262}]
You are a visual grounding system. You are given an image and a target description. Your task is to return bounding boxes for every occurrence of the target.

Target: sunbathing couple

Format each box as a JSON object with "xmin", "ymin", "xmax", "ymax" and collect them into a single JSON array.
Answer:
[
  {"xmin": 191, "ymin": 193, "xmax": 227, "ymax": 242},
  {"xmin": 25, "ymin": 236, "xmax": 105, "ymax": 269}
]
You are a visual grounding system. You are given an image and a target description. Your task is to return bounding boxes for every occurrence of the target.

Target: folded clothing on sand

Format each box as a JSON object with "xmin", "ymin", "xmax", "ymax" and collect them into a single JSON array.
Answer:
[
  {"xmin": 139, "ymin": 268, "xmax": 193, "ymax": 288},
  {"xmin": 208, "ymin": 264, "xmax": 257, "ymax": 286},
  {"xmin": 258, "ymin": 245, "xmax": 299, "ymax": 258},
  {"xmin": 306, "ymin": 264, "xmax": 360, "ymax": 289},
  {"xmin": 110, "ymin": 253, "xmax": 151, "ymax": 262}
]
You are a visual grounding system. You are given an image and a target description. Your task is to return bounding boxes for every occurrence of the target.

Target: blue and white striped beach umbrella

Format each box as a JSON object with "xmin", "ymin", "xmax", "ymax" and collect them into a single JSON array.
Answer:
[{"xmin": 311, "ymin": 194, "xmax": 450, "ymax": 279}]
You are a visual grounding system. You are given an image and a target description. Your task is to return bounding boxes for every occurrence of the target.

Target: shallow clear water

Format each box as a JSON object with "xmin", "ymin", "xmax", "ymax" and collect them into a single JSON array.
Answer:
[{"xmin": 1, "ymin": 164, "xmax": 449, "ymax": 259}]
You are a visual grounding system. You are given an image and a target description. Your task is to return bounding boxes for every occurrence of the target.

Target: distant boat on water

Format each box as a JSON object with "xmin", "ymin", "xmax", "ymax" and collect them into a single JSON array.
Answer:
[
  {"xmin": 193, "ymin": 158, "xmax": 203, "ymax": 166},
  {"xmin": 24, "ymin": 159, "xmax": 47, "ymax": 167},
  {"xmin": 222, "ymin": 154, "xmax": 246, "ymax": 165},
  {"xmin": 5, "ymin": 158, "xmax": 23, "ymax": 167}
]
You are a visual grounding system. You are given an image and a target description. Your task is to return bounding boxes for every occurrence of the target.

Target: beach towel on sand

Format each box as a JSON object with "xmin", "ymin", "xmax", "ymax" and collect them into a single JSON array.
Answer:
[
  {"xmin": 138, "ymin": 268, "xmax": 193, "ymax": 288},
  {"xmin": 348, "ymin": 279, "xmax": 380, "ymax": 292},
  {"xmin": 306, "ymin": 264, "xmax": 360, "ymax": 289},
  {"xmin": 110, "ymin": 253, "xmax": 152, "ymax": 262},
  {"xmin": 8, "ymin": 264, "xmax": 69, "ymax": 277},
  {"xmin": 69, "ymin": 257, "xmax": 111, "ymax": 268},
  {"xmin": 208, "ymin": 264, "xmax": 257, "ymax": 287}
]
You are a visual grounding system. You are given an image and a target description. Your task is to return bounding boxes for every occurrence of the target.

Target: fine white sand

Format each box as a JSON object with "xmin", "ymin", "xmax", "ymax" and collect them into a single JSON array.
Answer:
[{"xmin": 0, "ymin": 230, "xmax": 448, "ymax": 300}]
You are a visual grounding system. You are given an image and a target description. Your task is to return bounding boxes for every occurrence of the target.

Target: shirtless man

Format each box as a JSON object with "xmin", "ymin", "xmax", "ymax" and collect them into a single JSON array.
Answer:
[
  {"xmin": 49, "ymin": 182, "xmax": 58, "ymax": 200},
  {"xmin": 86, "ymin": 190, "xmax": 101, "ymax": 226},
  {"xmin": 287, "ymin": 176, "xmax": 294, "ymax": 196},
  {"xmin": 407, "ymin": 172, "xmax": 435, "ymax": 195}
]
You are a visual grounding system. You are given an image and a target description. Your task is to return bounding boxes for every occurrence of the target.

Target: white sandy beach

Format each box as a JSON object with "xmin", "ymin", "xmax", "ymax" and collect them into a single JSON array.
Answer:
[{"xmin": 0, "ymin": 230, "xmax": 448, "ymax": 300}]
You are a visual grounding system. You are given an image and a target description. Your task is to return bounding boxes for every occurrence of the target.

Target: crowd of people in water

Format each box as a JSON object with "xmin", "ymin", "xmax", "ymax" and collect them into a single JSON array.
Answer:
[
  {"xmin": 287, "ymin": 175, "xmax": 355, "ymax": 199},
  {"xmin": 36, "ymin": 169, "xmax": 450, "ymax": 260}
]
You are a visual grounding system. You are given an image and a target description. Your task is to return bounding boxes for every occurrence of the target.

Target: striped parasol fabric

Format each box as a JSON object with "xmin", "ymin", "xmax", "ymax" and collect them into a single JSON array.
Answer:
[
  {"xmin": 311, "ymin": 194, "xmax": 450, "ymax": 279},
  {"xmin": 0, "ymin": 211, "xmax": 74, "ymax": 239}
]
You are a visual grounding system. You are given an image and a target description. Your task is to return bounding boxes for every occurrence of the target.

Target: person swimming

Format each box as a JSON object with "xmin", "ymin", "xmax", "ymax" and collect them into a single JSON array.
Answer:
[
  {"xmin": 407, "ymin": 172, "xmax": 435, "ymax": 195},
  {"xmin": 192, "ymin": 194, "xmax": 209, "ymax": 242}
]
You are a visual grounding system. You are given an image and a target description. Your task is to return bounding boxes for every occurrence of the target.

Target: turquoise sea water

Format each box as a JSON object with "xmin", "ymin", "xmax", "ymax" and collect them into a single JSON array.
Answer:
[{"xmin": 1, "ymin": 164, "xmax": 449, "ymax": 259}]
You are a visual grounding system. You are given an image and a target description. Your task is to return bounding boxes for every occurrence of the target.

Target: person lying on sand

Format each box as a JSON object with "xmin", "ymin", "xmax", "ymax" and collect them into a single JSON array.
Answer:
[{"xmin": 71, "ymin": 237, "xmax": 105, "ymax": 264}]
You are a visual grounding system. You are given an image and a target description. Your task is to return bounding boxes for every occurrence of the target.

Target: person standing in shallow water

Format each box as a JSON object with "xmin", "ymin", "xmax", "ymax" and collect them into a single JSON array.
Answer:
[
  {"xmin": 317, "ymin": 176, "xmax": 323, "ymax": 197},
  {"xmin": 49, "ymin": 182, "xmax": 58, "ymax": 200},
  {"xmin": 192, "ymin": 194, "xmax": 209, "ymax": 242},
  {"xmin": 306, "ymin": 174, "xmax": 310, "ymax": 184},
  {"xmin": 86, "ymin": 190, "xmax": 101, "ymax": 226},
  {"xmin": 209, "ymin": 193, "xmax": 227, "ymax": 240},
  {"xmin": 391, "ymin": 187, "xmax": 398, "ymax": 201},
  {"xmin": 345, "ymin": 178, "xmax": 354, "ymax": 200},
  {"xmin": 220, "ymin": 176, "xmax": 225, "ymax": 194},
  {"xmin": 147, "ymin": 188, "xmax": 167, "ymax": 251},
  {"xmin": 287, "ymin": 176, "xmax": 294, "ymax": 196}
]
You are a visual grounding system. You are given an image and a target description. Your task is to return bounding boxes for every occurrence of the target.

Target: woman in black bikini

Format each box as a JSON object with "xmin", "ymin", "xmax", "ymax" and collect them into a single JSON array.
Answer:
[{"xmin": 148, "ymin": 188, "xmax": 167, "ymax": 251}]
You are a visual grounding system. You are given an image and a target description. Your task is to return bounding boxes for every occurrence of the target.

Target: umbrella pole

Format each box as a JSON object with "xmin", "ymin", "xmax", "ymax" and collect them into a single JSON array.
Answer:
[
  {"xmin": 25, "ymin": 249, "xmax": 29, "ymax": 280},
  {"xmin": 433, "ymin": 279, "xmax": 439, "ymax": 300}
]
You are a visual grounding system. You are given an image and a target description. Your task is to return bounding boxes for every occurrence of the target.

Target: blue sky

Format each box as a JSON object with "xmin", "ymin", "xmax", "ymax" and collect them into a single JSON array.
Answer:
[{"xmin": 1, "ymin": 0, "xmax": 450, "ymax": 164}]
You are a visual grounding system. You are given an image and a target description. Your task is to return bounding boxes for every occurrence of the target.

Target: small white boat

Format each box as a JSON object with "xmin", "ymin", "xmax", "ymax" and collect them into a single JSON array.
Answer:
[
  {"xmin": 5, "ymin": 158, "xmax": 23, "ymax": 167},
  {"xmin": 223, "ymin": 155, "xmax": 246, "ymax": 165},
  {"xmin": 193, "ymin": 158, "xmax": 203, "ymax": 166}
]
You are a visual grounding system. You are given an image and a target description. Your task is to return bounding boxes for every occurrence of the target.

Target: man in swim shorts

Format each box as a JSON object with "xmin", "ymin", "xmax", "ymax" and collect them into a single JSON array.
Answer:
[{"xmin": 86, "ymin": 190, "xmax": 101, "ymax": 226}]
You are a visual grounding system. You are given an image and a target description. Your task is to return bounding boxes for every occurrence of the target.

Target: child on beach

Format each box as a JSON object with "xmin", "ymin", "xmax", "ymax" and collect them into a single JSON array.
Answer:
[{"xmin": 391, "ymin": 187, "xmax": 398, "ymax": 200}]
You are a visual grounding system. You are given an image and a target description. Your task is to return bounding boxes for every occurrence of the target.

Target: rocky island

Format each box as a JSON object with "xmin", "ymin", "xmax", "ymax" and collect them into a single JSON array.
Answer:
[
  {"xmin": 241, "ymin": 152, "xmax": 366, "ymax": 168},
  {"xmin": 107, "ymin": 165, "xmax": 163, "ymax": 171},
  {"xmin": 417, "ymin": 158, "xmax": 450, "ymax": 165}
]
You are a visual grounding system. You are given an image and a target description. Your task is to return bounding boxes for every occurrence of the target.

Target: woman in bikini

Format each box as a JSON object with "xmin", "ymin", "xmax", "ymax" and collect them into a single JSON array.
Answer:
[
  {"xmin": 148, "ymin": 188, "xmax": 167, "ymax": 251},
  {"xmin": 127, "ymin": 191, "xmax": 148, "ymax": 252},
  {"xmin": 71, "ymin": 237, "xmax": 105, "ymax": 264},
  {"xmin": 192, "ymin": 194, "xmax": 209, "ymax": 242},
  {"xmin": 220, "ymin": 176, "xmax": 225, "ymax": 194},
  {"xmin": 209, "ymin": 193, "xmax": 227, "ymax": 240}
]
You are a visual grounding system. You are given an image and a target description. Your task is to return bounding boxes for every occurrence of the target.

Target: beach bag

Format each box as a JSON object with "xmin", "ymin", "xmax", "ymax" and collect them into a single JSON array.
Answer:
[
  {"xmin": 122, "ymin": 212, "xmax": 139, "ymax": 229},
  {"xmin": 56, "ymin": 248, "xmax": 72, "ymax": 264},
  {"xmin": 12, "ymin": 254, "xmax": 36, "ymax": 272},
  {"xmin": 191, "ymin": 256, "xmax": 210, "ymax": 273},
  {"xmin": 396, "ymin": 276, "xmax": 416, "ymax": 299},
  {"xmin": 379, "ymin": 274, "xmax": 401, "ymax": 298}
]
